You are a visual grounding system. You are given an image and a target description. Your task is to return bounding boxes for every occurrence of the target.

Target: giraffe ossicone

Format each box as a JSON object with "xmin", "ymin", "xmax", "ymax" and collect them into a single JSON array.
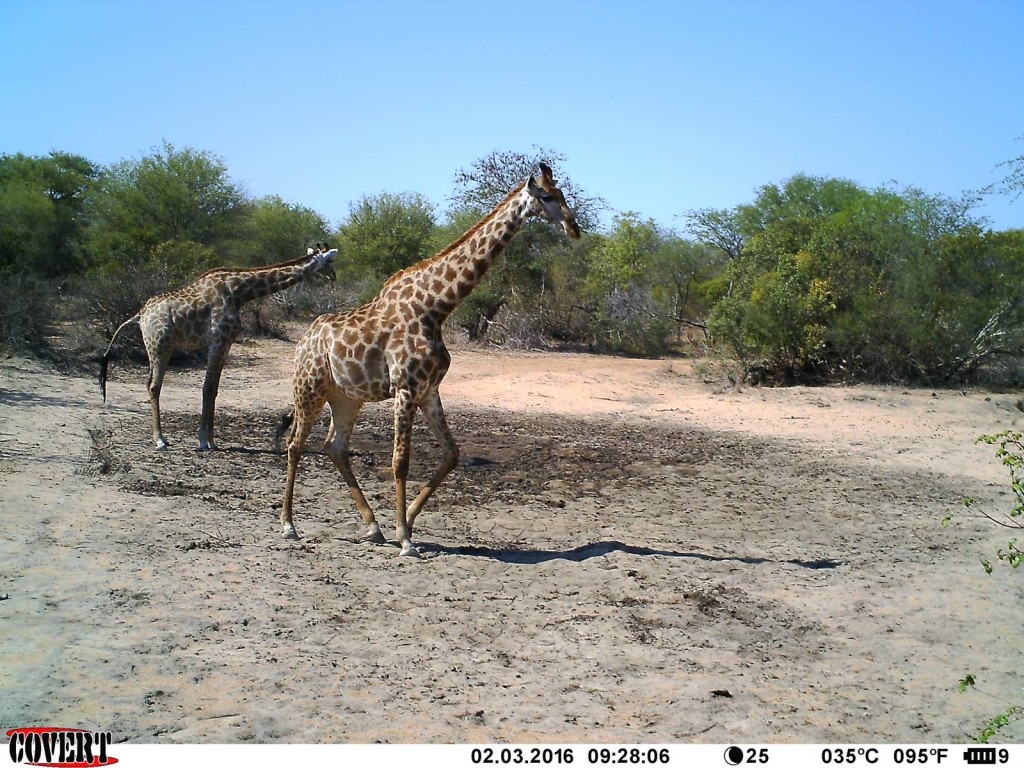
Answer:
[
  {"xmin": 281, "ymin": 164, "xmax": 580, "ymax": 556},
  {"xmin": 100, "ymin": 244, "xmax": 338, "ymax": 450}
]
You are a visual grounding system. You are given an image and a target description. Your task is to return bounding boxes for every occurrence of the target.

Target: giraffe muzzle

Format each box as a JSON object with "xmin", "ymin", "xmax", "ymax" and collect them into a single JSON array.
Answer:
[{"xmin": 318, "ymin": 249, "xmax": 339, "ymax": 281}]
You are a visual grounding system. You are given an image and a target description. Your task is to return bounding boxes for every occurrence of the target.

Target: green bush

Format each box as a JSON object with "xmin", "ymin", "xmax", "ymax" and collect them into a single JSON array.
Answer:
[{"xmin": 701, "ymin": 175, "xmax": 1024, "ymax": 384}]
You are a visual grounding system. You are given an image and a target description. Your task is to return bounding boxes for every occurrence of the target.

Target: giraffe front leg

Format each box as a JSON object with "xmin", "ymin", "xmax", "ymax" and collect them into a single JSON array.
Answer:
[
  {"xmin": 199, "ymin": 345, "xmax": 229, "ymax": 451},
  {"xmin": 392, "ymin": 390, "xmax": 419, "ymax": 558}
]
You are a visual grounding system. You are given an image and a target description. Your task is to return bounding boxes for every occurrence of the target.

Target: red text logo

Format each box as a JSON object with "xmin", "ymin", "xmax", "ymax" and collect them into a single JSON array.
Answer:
[{"xmin": 6, "ymin": 729, "xmax": 116, "ymax": 767}]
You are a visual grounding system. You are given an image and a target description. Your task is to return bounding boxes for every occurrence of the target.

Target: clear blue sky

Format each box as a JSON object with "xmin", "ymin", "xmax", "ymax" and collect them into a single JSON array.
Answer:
[{"xmin": 2, "ymin": 0, "xmax": 1022, "ymax": 233}]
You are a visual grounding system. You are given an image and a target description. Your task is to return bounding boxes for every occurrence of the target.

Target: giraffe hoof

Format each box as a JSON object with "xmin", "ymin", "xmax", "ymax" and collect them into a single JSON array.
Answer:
[
  {"xmin": 281, "ymin": 524, "xmax": 299, "ymax": 540},
  {"xmin": 399, "ymin": 543, "xmax": 421, "ymax": 558},
  {"xmin": 155, "ymin": 441, "xmax": 169, "ymax": 451},
  {"xmin": 359, "ymin": 526, "xmax": 386, "ymax": 545}
]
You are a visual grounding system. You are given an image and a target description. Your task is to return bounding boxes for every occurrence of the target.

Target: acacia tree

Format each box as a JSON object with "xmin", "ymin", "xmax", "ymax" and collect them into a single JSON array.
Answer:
[
  {"xmin": 701, "ymin": 174, "xmax": 1024, "ymax": 383},
  {"xmin": 578, "ymin": 214, "xmax": 721, "ymax": 353},
  {"xmin": 334, "ymin": 191, "xmax": 437, "ymax": 291},
  {"xmin": 683, "ymin": 207, "xmax": 745, "ymax": 263},
  {"xmin": 0, "ymin": 151, "xmax": 97, "ymax": 276},
  {"xmin": 649, "ymin": 235, "xmax": 724, "ymax": 337},
  {"xmin": 984, "ymin": 136, "xmax": 1024, "ymax": 204},
  {"xmin": 86, "ymin": 142, "xmax": 247, "ymax": 273}
]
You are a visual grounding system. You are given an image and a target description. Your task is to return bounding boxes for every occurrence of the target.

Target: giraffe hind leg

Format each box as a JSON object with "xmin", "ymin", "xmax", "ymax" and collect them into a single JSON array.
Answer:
[
  {"xmin": 147, "ymin": 344, "xmax": 173, "ymax": 450},
  {"xmin": 323, "ymin": 395, "xmax": 384, "ymax": 545},
  {"xmin": 281, "ymin": 396, "xmax": 324, "ymax": 539},
  {"xmin": 390, "ymin": 389, "xmax": 419, "ymax": 557},
  {"xmin": 406, "ymin": 391, "xmax": 460, "ymax": 535}
]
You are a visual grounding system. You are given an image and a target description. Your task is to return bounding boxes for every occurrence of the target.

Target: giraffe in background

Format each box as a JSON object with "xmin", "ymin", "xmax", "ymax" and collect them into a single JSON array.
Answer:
[
  {"xmin": 100, "ymin": 245, "xmax": 338, "ymax": 450},
  {"xmin": 281, "ymin": 165, "xmax": 580, "ymax": 556}
]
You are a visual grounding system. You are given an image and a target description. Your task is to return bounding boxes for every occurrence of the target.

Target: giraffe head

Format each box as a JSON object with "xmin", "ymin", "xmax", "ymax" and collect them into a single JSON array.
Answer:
[
  {"xmin": 307, "ymin": 243, "xmax": 338, "ymax": 282},
  {"xmin": 526, "ymin": 162, "xmax": 581, "ymax": 240}
]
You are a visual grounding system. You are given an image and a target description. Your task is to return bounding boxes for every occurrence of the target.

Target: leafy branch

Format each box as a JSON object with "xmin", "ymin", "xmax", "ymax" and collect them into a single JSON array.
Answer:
[
  {"xmin": 958, "ymin": 674, "xmax": 1024, "ymax": 743},
  {"xmin": 947, "ymin": 432, "xmax": 1024, "ymax": 743}
]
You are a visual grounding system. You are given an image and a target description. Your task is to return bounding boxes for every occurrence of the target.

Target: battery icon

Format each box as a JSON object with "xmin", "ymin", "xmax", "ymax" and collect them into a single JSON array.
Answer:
[{"xmin": 964, "ymin": 747, "xmax": 997, "ymax": 765}]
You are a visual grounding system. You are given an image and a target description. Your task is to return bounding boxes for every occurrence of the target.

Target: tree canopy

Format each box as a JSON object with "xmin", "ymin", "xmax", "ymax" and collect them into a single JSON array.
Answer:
[
  {"xmin": 703, "ymin": 174, "xmax": 1024, "ymax": 383},
  {"xmin": 2, "ymin": 141, "xmax": 1022, "ymax": 387}
]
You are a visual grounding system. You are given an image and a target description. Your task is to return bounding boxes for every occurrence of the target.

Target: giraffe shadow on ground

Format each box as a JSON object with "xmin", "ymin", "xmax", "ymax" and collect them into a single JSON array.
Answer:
[
  {"xmin": 418, "ymin": 540, "xmax": 842, "ymax": 569},
  {"xmin": 220, "ymin": 445, "xmax": 282, "ymax": 457},
  {"xmin": 0, "ymin": 389, "xmax": 94, "ymax": 408}
]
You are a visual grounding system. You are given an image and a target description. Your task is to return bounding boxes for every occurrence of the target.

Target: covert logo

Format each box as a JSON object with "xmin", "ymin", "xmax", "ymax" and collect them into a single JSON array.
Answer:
[{"xmin": 6, "ymin": 728, "xmax": 116, "ymax": 767}]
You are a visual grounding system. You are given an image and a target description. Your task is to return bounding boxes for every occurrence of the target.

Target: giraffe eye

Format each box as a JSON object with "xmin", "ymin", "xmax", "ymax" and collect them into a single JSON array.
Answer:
[{"xmin": 539, "ymin": 193, "xmax": 555, "ymax": 203}]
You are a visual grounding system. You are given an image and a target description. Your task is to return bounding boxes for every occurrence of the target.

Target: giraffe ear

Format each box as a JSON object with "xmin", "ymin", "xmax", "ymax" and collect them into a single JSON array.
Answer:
[
  {"xmin": 307, "ymin": 247, "xmax": 315, "ymax": 256},
  {"xmin": 538, "ymin": 162, "xmax": 555, "ymax": 191},
  {"xmin": 527, "ymin": 174, "xmax": 540, "ymax": 195}
]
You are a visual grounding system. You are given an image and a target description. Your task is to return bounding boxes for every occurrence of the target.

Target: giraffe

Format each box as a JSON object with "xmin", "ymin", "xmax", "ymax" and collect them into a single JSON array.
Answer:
[
  {"xmin": 100, "ymin": 245, "xmax": 338, "ymax": 451},
  {"xmin": 281, "ymin": 164, "xmax": 580, "ymax": 557}
]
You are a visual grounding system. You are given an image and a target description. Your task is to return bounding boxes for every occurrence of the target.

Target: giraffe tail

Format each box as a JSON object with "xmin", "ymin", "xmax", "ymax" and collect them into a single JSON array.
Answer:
[
  {"xmin": 273, "ymin": 409, "xmax": 295, "ymax": 453},
  {"xmin": 99, "ymin": 314, "xmax": 140, "ymax": 403}
]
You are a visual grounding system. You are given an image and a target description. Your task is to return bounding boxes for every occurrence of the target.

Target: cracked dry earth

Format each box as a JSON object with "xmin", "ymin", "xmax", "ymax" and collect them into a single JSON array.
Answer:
[{"xmin": 2, "ymin": 337, "xmax": 1022, "ymax": 743}]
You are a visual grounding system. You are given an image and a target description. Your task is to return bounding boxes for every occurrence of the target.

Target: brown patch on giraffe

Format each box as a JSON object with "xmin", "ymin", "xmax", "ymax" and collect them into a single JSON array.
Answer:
[
  {"xmin": 364, "ymin": 345, "xmax": 383, "ymax": 369},
  {"xmin": 345, "ymin": 360, "xmax": 367, "ymax": 386}
]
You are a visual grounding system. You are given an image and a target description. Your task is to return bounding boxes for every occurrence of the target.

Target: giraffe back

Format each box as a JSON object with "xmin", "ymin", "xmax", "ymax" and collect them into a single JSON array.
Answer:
[{"xmin": 139, "ymin": 277, "xmax": 232, "ymax": 351}]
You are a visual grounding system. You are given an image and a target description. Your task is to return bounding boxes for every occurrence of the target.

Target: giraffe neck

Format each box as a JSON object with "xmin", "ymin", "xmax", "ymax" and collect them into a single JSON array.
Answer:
[
  {"xmin": 221, "ymin": 257, "xmax": 317, "ymax": 302},
  {"xmin": 403, "ymin": 184, "xmax": 533, "ymax": 324}
]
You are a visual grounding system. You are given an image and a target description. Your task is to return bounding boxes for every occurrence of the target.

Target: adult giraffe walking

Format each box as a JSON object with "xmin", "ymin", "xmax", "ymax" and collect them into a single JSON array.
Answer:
[{"xmin": 281, "ymin": 165, "xmax": 580, "ymax": 556}]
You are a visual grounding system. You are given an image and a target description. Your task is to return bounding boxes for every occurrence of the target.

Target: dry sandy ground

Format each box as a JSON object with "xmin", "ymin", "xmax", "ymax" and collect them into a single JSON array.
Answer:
[{"xmin": 2, "ymin": 334, "xmax": 1023, "ymax": 744}]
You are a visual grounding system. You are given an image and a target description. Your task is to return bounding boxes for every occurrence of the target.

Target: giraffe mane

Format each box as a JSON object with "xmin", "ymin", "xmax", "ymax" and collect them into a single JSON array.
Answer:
[
  {"xmin": 380, "ymin": 179, "xmax": 529, "ymax": 291},
  {"xmin": 193, "ymin": 253, "xmax": 316, "ymax": 281}
]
